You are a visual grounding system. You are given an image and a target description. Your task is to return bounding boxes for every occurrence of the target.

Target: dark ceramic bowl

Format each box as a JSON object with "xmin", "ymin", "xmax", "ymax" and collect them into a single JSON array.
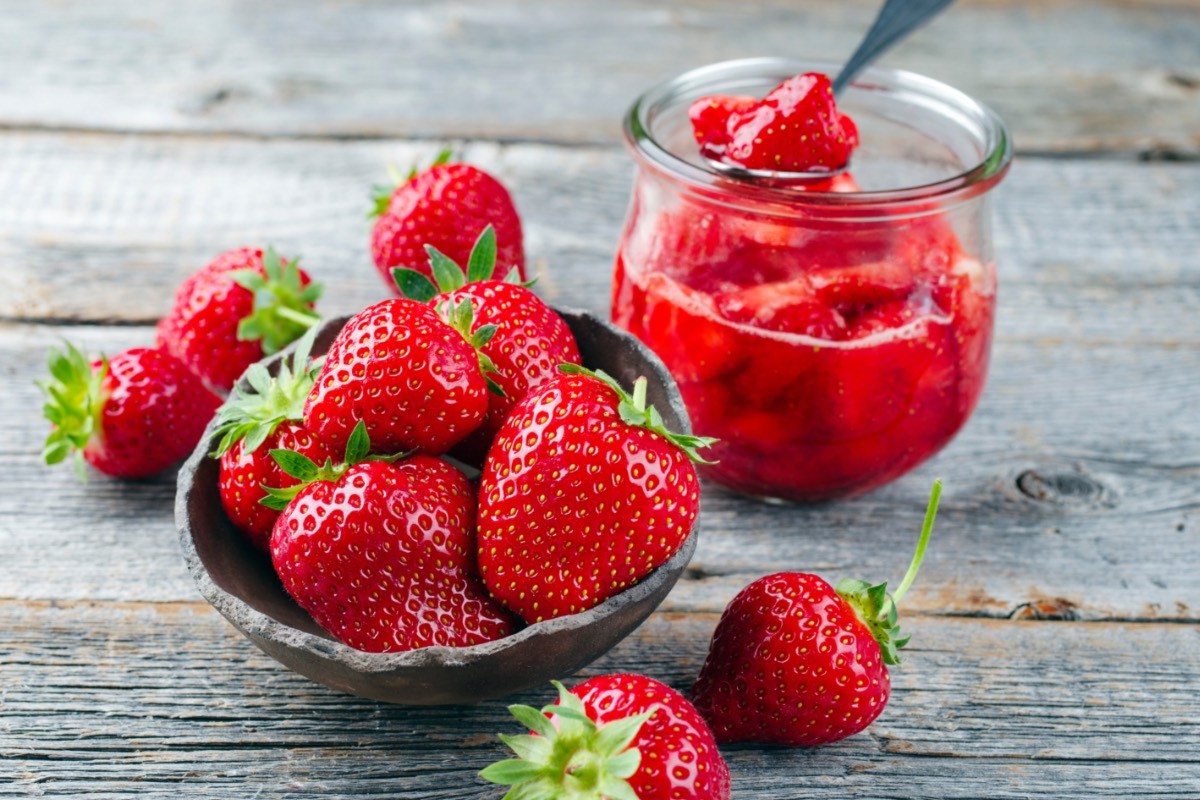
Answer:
[{"xmin": 176, "ymin": 308, "xmax": 699, "ymax": 705}]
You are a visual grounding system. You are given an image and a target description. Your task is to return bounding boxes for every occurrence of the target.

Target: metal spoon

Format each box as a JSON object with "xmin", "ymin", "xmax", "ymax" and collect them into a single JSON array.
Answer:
[{"xmin": 706, "ymin": 0, "xmax": 956, "ymax": 185}]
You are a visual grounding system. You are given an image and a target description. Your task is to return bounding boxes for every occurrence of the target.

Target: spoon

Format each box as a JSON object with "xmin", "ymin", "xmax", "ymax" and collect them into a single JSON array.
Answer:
[{"xmin": 706, "ymin": 0, "xmax": 956, "ymax": 185}]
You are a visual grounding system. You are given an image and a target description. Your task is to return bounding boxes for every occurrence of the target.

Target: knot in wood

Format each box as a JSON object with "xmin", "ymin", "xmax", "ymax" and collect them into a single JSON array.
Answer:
[{"xmin": 1015, "ymin": 466, "xmax": 1113, "ymax": 509}]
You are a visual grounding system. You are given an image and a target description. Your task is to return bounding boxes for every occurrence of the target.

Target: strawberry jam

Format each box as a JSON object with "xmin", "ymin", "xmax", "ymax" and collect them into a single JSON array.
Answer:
[{"xmin": 613, "ymin": 59, "xmax": 1011, "ymax": 501}]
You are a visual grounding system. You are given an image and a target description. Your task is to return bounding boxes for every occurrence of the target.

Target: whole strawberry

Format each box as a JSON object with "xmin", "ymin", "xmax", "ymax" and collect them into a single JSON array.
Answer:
[
  {"xmin": 691, "ymin": 480, "xmax": 943, "ymax": 746},
  {"xmin": 370, "ymin": 150, "xmax": 525, "ymax": 292},
  {"xmin": 477, "ymin": 366, "xmax": 715, "ymax": 622},
  {"xmin": 394, "ymin": 226, "xmax": 582, "ymax": 464},
  {"xmin": 690, "ymin": 72, "xmax": 859, "ymax": 174},
  {"xmin": 39, "ymin": 343, "xmax": 221, "ymax": 479},
  {"xmin": 266, "ymin": 422, "xmax": 516, "ymax": 653},
  {"xmin": 481, "ymin": 675, "xmax": 731, "ymax": 800},
  {"xmin": 303, "ymin": 297, "xmax": 496, "ymax": 455},
  {"xmin": 210, "ymin": 328, "xmax": 338, "ymax": 551},
  {"xmin": 157, "ymin": 247, "xmax": 322, "ymax": 392}
]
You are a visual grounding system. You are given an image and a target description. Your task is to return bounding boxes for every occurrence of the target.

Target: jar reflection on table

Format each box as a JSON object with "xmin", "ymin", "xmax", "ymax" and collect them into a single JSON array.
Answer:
[{"xmin": 612, "ymin": 58, "xmax": 1012, "ymax": 502}]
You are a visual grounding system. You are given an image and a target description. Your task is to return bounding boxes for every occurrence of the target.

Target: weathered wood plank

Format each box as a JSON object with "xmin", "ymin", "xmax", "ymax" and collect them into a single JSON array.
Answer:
[
  {"xmin": 2, "ymin": 603, "xmax": 1198, "ymax": 798},
  {"xmin": 2, "ymin": 319, "xmax": 1197, "ymax": 621},
  {"xmin": 1, "ymin": 133, "xmax": 1198, "ymax": 335},
  {"xmin": 0, "ymin": 1, "xmax": 1196, "ymax": 156}
]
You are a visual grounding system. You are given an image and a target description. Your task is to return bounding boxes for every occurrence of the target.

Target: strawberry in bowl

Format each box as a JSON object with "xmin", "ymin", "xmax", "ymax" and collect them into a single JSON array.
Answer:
[{"xmin": 176, "ymin": 309, "xmax": 705, "ymax": 704}]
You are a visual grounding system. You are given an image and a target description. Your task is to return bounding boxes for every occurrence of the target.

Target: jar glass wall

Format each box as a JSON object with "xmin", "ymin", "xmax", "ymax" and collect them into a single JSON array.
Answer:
[{"xmin": 612, "ymin": 58, "xmax": 1012, "ymax": 502}]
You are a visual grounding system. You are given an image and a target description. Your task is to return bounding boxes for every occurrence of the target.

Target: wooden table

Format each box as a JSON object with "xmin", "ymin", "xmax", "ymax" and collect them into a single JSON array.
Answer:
[{"xmin": 3, "ymin": 2, "xmax": 1198, "ymax": 797}]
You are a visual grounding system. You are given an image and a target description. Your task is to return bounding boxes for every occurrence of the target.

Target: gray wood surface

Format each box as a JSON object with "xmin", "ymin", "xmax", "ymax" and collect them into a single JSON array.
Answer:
[
  {"xmin": 2, "ymin": 1, "xmax": 1199, "ymax": 798},
  {"xmin": 0, "ymin": 0, "xmax": 1197, "ymax": 156}
]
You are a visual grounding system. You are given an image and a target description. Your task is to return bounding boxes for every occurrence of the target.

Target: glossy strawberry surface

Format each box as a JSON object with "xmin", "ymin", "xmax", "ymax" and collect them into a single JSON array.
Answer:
[
  {"xmin": 303, "ymin": 298, "xmax": 490, "ymax": 455},
  {"xmin": 572, "ymin": 674, "xmax": 732, "ymax": 800},
  {"xmin": 477, "ymin": 372, "xmax": 700, "ymax": 623},
  {"xmin": 691, "ymin": 572, "xmax": 890, "ymax": 747},
  {"xmin": 86, "ymin": 348, "xmax": 221, "ymax": 478},
  {"xmin": 438, "ymin": 280, "xmax": 581, "ymax": 465},
  {"xmin": 218, "ymin": 421, "xmax": 337, "ymax": 551},
  {"xmin": 270, "ymin": 456, "xmax": 515, "ymax": 653},
  {"xmin": 371, "ymin": 162, "xmax": 524, "ymax": 291},
  {"xmin": 157, "ymin": 248, "xmax": 318, "ymax": 392}
]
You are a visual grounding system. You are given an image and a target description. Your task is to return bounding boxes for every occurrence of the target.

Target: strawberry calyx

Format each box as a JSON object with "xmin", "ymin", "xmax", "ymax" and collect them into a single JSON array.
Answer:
[
  {"xmin": 38, "ymin": 341, "xmax": 108, "ymax": 478},
  {"xmin": 835, "ymin": 478, "xmax": 943, "ymax": 666},
  {"xmin": 438, "ymin": 297, "xmax": 505, "ymax": 397},
  {"xmin": 228, "ymin": 248, "xmax": 323, "ymax": 356},
  {"xmin": 368, "ymin": 148, "xmax": 455, "ymax": 219},
  {"xmin": 260, "ymin": 420, "xmax": 406, "ymax": 510},
  {"xmin": 558, "ymin": 364, "xmax": 718, "ymax": 465},
  {"xmin": 392, "ymin": 225, "xmax": 528, "ymax": 301},
  {"xmin": 209, "ymin": 326, "xmax": 324, "ymax": 457},
  {"xmin": 480, "ymin": 680, "xmax": 652, "ymax": 800}
]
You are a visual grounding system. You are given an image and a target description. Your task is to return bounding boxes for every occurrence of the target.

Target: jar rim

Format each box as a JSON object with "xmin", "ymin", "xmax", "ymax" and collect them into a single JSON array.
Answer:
[{"xmin": 624, "ymin": 57, "xmax": 1012, "ymax": 208}]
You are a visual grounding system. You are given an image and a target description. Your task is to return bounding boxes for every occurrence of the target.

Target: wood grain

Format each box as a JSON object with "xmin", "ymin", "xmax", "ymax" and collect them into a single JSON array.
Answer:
[
  {"xmin": 3, "ymin": 312, "xmax": 1197, "ymax": 621},
  {"xmin": 1, "ymin": 133, "xmax": 1198, "ymax": 330},
  {"xmin": 2, "ymin": 603, "xmax": 1198, "ymax": 798},
  {"xmin": 0, "ymin": 1, "xmax": 1196, "ymax": 156}
]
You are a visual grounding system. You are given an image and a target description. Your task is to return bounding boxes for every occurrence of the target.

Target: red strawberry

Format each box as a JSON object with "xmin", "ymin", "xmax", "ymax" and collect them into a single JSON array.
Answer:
[
  {"xmin": 39, "ymin": 343, "xmax": 221, "ymax": 479},
  {"xmin": 370, "ymin": 149, "xmax": 525, "ymax": 293},
  {"xmin": 688, "ymin": 94, "xmax": 756, "ymax": 158},
  {"xmin": 157, "ymin": 247, "xmax": 322, "ymax": 392},
  {"xmin": 691, "ymin": 480, "xmax": 943, "ymax": 746},
  {"xmin": 393, "ymin": 227, "xmax": 582, "ymax": 465},
  {"xmin": 302, "ymin": 297, "xmax": 495, "ymax": 455},
  {"xmin": 477, "ymin": 366, "xmax": 714, "ymax": 622},
  {"xmin": 481, "ymin": 675, "xmax": 731, "ymax": 800},
  {"xmin": 690, "ymin": 72, "xmax": 858, "ymax": 174},
  {"xmin": 210, "ymin": 328, "xmax": 338, "ymax": 550},
  {"xmin": 265, "ymin": 422, "xmax": 516, "ymax": 653}
]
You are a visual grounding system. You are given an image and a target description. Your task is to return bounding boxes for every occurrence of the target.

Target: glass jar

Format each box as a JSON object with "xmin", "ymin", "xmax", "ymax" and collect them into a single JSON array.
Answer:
[{"xmin": 612, "ymin": 58, "xmax": 1012, "ymax": 502}]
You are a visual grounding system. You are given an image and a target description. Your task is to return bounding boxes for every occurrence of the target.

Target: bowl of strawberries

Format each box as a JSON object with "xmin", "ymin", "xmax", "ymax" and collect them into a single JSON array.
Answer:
[{"xmin": 176, "ymin": 229, "xmax": 710, "ymax": 704}]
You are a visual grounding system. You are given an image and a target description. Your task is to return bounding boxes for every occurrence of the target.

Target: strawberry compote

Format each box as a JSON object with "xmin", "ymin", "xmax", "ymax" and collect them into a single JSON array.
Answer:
[{"xmin": 613, "ymin": 58, "xmax": 1011, "ymax": 501}]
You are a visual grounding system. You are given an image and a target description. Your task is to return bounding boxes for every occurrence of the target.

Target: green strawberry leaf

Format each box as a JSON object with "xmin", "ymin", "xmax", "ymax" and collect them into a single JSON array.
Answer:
[
  {"xmin": 479, "ymin": 681, "xmax": 647, "ymax": 800},
  {"xmin": 392, "ymin": 268, "xmax": 440, "ymax": 302},
  {"xmin": 426, "ymin": 245, "xmax": 467, "ymax": 293},
  {"xmin": 466, "ymin": 225, "xmax": 498, "ymax": 283}
]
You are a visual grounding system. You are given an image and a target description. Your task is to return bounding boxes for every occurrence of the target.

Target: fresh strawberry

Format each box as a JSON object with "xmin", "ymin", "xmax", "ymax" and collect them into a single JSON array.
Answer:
[
  {"xmin": 690, "ymin": 72, "xmax": 858, "ymax": 174},
  {"xmin": 370, "ymin": 149, "xmax": 525, "ymax": 293},
  {"xmin": 209, "ymin": 328, "xmax": 338, "ymax": 550},
  {"xmin": 302, "ymin": 297, "xmax": 495, "ymax": 455},
  {"xmin": 481, "ymin": 675, "xmax": 731, "ymax": 800},
  {"xmin": 265, "ymin": 422, "xmax": 516, "ymax": 653},
  {"xmin": 157, "ymin": 247, "xmax": 322, "ymax": 393},
  {"xmin": 691, "ymin": 480, "xmax": 942, "ymax": 746},
  {"xmin": 39, "ymin": 343, "xmax": 221, "ymax": 479},
  {"xmin": 393, "ymin": 226, "xmax": 582, "ymax": 465},
  {"xmin": 477, "ymin": 366, "xmax": 715, "ymax": 622}
]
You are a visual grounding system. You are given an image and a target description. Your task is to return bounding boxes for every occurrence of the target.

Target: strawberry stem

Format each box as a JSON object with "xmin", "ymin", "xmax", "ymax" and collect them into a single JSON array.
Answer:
[{"xmin": 890, "ymin": 478, "xmax": 942, "ymax": 605}]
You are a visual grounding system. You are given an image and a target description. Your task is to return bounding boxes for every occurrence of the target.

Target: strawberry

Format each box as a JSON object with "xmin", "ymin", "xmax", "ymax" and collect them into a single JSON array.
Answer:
[
  {"xmin": 39, "ymin": 343, "xmax": 221, "ymax": 479},
  {"xmin": 369, "ymin": 149, "xmax": 525, "ymax": 293},
  {"xmin": 302, "ymin": 297, "xmax": 496, "ymax": 456},
  {"xmin": 393, "ymin": 226, "xmax": 582, "ymax": 465},
  {"xmin": 691, "ymin": 480, "xmax": 943, "ymax": 746},
  {"xmin": 157, "ymin": 247, "xmax": 322, "ymax": 393},
  {"xmin": 477, "ymin": 366, "xmax": 715, "ymax": 623},
  {"xmin": 209, "ymin": 328, "xmax": 338, "ymax": 551},
  {"xmin": 688, "ymin": 94, "xmax": 756, "ymax": 159},
  {"xmin": 481, "ymin": 675, "xmax": 731, "ymax": 800},
  {"xmin": 265, "ymin": 421, "xmax": 516, "ymax": 653},
  {"xmin": 689, "ymin": 72, "xmax": 858, "ymax": 174}
]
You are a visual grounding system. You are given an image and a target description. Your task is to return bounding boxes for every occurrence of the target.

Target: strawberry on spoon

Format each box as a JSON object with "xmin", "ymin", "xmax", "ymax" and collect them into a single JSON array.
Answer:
[{"xmin": 691, "ymin": 478, "xmax": 942, "ymax": 746}]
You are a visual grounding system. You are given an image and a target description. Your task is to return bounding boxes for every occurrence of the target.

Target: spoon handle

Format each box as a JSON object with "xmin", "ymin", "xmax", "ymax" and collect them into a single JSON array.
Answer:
[{"xmin": 832, "ymin": 0, "xmax": 955, "ymax": 95}]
